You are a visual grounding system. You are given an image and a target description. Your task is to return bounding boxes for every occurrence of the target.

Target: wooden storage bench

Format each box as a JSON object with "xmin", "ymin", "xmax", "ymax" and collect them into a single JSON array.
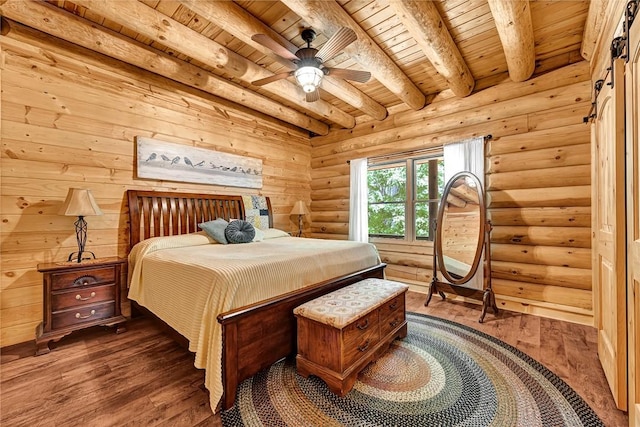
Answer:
[{"xmin": 293, "ymin": 278, "xmax": 409, "ymax": 396}]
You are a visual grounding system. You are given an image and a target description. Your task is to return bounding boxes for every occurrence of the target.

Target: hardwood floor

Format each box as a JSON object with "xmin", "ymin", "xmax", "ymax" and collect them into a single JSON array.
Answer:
[{"xmin": 1, "ymin": 291, "xmax": 629, "ymax": 426}]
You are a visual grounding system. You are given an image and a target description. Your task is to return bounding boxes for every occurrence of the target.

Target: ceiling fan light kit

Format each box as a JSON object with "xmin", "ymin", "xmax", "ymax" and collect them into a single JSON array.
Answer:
[{"xmin": 295, "ymin": 66, "xmax": 324, "ymax": 93}]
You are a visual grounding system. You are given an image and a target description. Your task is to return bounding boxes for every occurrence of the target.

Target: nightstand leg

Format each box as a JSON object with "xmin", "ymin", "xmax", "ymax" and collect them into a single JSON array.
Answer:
[
  {"xmin": 35, "ymin": 341, "xmax": 51, "ymax": 356},
  {"xmin": 34, "ymin": 323, "xmax": 51, "ymax": 356}
]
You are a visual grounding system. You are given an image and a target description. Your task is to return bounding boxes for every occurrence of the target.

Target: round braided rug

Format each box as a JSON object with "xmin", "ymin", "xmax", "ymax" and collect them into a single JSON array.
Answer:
[{"xmin": 221, "ymin": 312, "xmax": 604, "ymax": 427}]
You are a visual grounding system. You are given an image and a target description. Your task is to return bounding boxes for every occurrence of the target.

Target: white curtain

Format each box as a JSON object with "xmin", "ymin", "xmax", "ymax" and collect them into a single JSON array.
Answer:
[
  {"xmin": 441, "ymin": 136, "xmax": 485, "ymax": 290},
  {"xmin": 444, "ymin": 137, "xmax": 485, "ymax": 186},
  {"xmin": 348, "ymin": 158, "xmax": 369, "ymax": 242}
]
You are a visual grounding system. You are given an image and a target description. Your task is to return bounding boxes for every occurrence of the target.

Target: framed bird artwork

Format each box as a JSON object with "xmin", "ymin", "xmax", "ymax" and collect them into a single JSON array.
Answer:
[{"xmin": 135, "ymin": 136, "xmax": 263, "ymax": 189}]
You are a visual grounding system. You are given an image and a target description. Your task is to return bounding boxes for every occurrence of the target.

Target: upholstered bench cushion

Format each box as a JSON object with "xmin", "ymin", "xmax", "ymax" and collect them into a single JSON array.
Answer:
[{"xmin": 293, "ymin": 278, "xmax": 409, "ymax": 329}]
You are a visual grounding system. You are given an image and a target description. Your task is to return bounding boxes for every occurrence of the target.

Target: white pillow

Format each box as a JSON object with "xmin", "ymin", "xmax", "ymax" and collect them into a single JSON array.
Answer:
[
  {"xmin": 252, "ymin": 227, "xmax": 265, "ymax": 242},
  {"xmin": 262, "ymin": 228, "xmax": 291, "ymax": 239}
]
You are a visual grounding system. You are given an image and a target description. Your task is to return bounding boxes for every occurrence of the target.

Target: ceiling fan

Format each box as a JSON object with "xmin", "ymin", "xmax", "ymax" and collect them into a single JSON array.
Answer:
[{"xmin": 251, "ymin": 27, "xmax": 372, "ymax": 102}]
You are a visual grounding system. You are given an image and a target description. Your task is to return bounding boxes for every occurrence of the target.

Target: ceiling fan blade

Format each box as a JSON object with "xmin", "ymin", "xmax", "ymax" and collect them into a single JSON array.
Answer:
[
  {"xmin": 251, "ymin": 71, "xmax": 293, "ymax": 86},
  {"xmin": 305, "ymin": 89, "xmax": 320, "ymax": 102},
  {"xmin": 251, "ymin": 34, "xmax": 299, "ymax": 62},
  {"xmin": 315, "ymin": 27, "xmax": 357, "ymax": 63},
  {"xmin": 324, "ymin": 67, "xmax": 371, "ymax": 83}
]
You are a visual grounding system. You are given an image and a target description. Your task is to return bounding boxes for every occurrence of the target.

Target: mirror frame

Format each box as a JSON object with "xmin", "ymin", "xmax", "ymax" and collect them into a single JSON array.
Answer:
[{"xmin": 435, "ymin": 171, "xmax": 486, "ymax": 286}]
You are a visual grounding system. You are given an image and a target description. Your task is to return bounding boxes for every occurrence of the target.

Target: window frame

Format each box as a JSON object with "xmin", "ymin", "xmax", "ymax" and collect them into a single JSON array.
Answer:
[{"xmin": 367, "ymin": 151, "xmax": 443, "ymax": 245}]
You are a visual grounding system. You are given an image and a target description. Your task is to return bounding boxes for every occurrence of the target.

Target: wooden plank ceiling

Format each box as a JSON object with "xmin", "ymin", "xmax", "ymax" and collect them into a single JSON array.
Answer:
[{"xmin": 1, "ymin": 0, "xmax": 593, "ymax": 136}]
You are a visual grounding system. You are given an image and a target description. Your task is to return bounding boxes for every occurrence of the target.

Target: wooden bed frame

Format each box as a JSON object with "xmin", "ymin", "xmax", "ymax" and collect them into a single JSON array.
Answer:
[{"xmin": 126, "ymin": 189, "xmax": 386, "ymax": 411}]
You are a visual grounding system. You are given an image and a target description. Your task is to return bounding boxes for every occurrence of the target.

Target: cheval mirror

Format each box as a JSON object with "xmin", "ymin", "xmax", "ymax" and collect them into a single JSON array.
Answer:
[{"xmin": 425, "ymin": 171, "xmax": 498, "ymax": 323}]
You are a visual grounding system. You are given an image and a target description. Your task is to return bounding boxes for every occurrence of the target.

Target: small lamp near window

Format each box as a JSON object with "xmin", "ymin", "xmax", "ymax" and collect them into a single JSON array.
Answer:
[
  {"xmin": 59, "ymin": 188, "xmax": 103, "ymax": 263},
  {"xmin": 289, "ymin": 200, "xmax": 309, "ymax": 237}
]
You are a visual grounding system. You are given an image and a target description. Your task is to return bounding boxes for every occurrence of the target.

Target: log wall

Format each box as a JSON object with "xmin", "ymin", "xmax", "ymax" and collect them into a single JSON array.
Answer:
[
  {"xmin": 310, "ymin": 61, "xmax": 593, "ymax": 325},
  {"xmin": 0, "ymin": 25, "xmax": 312, "ymax": 347}
]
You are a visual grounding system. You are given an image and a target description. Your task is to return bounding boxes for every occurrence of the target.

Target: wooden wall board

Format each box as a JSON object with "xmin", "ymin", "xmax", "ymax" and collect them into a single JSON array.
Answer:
[
  {"xmin": 490, "ymin": 226, "xmax": 591, "ymax": 248},
  {"xmin": 487, "ymin": 124, "xmax": 590, "ymax": 155},
  {"xmin": 486, "ymin": 165, "xmax": 590, "ymax": 190},
  {"xmin": 487, "ymin": 186, "xmax": 591, "ymax": 208},
  {"xmin": 491, "ymin": 261, "xmax": 591, "ymax": 290},
  {"xmin": 488, "ymin": 206, "xmax": 591, "ymax": 227},
  {"xmin": 491, "ymin": 244, "xmax": 591, "ymax": 269},
  {"xmin": 492, "ymin": 279, "xmax": 593, "ymax": 310}
]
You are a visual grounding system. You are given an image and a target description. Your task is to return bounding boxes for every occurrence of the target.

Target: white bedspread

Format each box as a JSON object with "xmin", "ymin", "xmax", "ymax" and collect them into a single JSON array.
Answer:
[{"xmin": 127, "ymin": 231, "xmax": 380, "ymax": 412}]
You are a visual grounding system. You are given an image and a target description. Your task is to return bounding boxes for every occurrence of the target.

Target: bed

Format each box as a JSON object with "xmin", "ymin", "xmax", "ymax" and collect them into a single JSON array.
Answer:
[{"xmin": 126, "ymin": 189, "xmax": 386, "ymax": 412}]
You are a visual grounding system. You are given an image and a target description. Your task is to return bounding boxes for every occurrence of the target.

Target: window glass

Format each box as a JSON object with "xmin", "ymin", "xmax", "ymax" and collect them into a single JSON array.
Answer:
[{"xmin": 368, "ymin": 165, "xmax": 406, "ymax": 238}]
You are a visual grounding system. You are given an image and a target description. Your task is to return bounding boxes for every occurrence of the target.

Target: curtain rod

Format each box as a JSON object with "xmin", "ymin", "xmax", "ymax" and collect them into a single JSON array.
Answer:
[{"xmin": 346, "ymin": 134, "xmax": 492, "ymax": 164}]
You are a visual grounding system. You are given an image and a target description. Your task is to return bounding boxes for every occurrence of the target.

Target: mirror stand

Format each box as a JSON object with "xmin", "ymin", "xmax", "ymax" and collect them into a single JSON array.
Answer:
[{"xmin": 425, "ymin": 219, "xmax": 499, "ymax": 323}]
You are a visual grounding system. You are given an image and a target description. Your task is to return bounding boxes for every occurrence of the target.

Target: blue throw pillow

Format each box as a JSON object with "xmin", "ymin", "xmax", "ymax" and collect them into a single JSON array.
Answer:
[
  {"xmin": 225, "ymin": 219, "xmax": 256, "ymax": 244},
  {"xmin": 198, "ymin": 218, "xmax": 229, "ymax": 244}
]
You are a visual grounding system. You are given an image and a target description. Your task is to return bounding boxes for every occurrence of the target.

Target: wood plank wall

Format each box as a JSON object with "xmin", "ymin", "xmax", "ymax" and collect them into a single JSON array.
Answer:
[
  {"xmin": 310, "ymin": 61, "xmax": 593, "ymax": 325},
  {"xmin": 0, "ymin": 24, "xmax": 312, "ymax": 347}
]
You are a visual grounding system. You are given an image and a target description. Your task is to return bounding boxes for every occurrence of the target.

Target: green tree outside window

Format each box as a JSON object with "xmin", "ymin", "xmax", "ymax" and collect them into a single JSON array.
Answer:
[{"xmin": 367, "ymin": 156, "xmax": 443, "ymax": 241}]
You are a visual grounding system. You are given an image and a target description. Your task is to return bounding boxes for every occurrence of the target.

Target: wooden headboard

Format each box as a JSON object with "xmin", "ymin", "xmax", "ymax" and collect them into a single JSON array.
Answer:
[{"xmin": 127, "ymin": 190, "xmax": 272, "ymax": 249}]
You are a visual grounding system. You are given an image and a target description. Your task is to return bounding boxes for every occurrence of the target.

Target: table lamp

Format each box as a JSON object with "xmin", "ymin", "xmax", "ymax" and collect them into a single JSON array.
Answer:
[
  {"xmin": 290, "ymin": 200, "xmax": 309, "ymax": 237},
  {"xmin": 59, "ymin": 188, "xmax": 103, "ymax": 263}
]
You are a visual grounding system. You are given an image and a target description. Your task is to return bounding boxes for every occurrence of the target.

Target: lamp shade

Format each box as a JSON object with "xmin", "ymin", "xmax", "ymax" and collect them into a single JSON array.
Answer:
[
  {"xmin": 58, "ymin": 188, "xmax": 103, "ymax": 217},
  {"xmin": 290, "ymin": 200, "xmax": 309, "ymax": 216},
  {"xmin": 294, "ymin": 66, "xmax": 323, "ymax": 93}
]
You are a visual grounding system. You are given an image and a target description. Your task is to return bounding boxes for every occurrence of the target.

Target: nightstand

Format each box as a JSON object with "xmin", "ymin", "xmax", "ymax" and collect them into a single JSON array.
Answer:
[{"xmin": 35, "ymin": 257, "xmax": 127, "ymax": 355}]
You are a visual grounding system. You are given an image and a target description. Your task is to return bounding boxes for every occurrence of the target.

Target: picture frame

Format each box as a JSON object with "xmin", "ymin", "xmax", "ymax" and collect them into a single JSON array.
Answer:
[{"xmin": 135, "ymin": 136, "xmax": 263, "ymax": 189}]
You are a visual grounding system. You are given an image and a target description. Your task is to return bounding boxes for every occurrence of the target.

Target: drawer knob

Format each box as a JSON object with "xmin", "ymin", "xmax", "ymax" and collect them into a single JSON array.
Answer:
[
  {"xmin": 389, "ymin": 301, "xmax": 398, "ymax": 310},
  {"xmin": 389, "ymin": 318, "xmax": 400, "ymax": 328},
  {"xmin": 356, "ymin": 318, "xmax": 369, "ymax": 330},
  {"xmin": 75, "ymin": 309, "xmax": 96, "ymax": 319},
  {"xmin": 358, "ymin": 340, "xmax": 371, "ymax": 352},
  {"xmin": 76, "ymin": 292, "xmax": 96, "ymax": 301}
]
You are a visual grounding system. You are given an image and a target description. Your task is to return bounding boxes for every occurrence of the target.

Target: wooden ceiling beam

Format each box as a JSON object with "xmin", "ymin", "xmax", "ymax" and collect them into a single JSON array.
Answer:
[
  {"xmin": 487, "ymin": 0, "xmax": 535, "ymax": 82},
  {"xmin": 387, "ymin": 1, "xmax": 474, "ymax": 98},
  {"xmin": 70, "ymin": 0, "xmax": 356, "ymax": 129},
  {"xmin": 281, "ymin": 0, "xmax": 426, "ymax": 111},
  {"xmin": 178, "ymin": 0, "xmax": 387, "ymax": 121},
  {"xmin": 0, "ymin": 0, "xmax": 329, "ymax": 135},
  {"xmin": 580, "ymin": 0, "xmax": 607, "ymax": 61}
]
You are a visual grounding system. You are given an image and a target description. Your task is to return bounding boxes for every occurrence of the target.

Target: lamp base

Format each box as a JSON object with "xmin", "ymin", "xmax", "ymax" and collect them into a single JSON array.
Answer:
[
  {"xmin": 69, "ymin": 215, "xmax": 96, "ymax": 263},
  {"xmin": 297, "ymin": 214, "xmax": 303, "ymax": 237},
  {"xmin": 67, "ymin": 250, "xmax": 96, "ymax": 263}
]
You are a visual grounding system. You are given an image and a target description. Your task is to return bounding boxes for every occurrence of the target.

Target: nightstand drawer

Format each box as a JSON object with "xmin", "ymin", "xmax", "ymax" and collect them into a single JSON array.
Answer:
[
  {"xmin": 52, "ymin": 301, "xmax": 115, "ymax": 330},
  {"xmin": 51, "ymin": 266, "xmax": 116, "ymax": 290},
  {"xmin": 51, "ymin": 284, "xmax": 116, "ymax": 311}
]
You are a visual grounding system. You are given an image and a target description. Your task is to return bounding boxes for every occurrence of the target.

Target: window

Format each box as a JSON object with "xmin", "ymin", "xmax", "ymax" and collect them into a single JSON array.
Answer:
[{"xmin": 367, "ymin": 154, "xmax": 444, "ymax": 241}]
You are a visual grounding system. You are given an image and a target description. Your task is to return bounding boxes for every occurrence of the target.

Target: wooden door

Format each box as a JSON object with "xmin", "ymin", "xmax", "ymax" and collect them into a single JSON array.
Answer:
[
  {"xmin": 626, "ymin": 17, "xmax": 640, "ymax": 426},
  {"xmin": 593, "ymin": 58, "xmax": 627, "ymax": 410}
]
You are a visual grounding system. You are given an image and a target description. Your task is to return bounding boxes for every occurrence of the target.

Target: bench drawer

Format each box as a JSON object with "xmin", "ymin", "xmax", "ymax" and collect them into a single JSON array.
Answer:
[
  {"xmin": 380, "ymin": 293, "xmax": 406, "ymax": 337},
  {"xmin": 342, "ymin": 311, "xmax": 380, "ymax": 368}
]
